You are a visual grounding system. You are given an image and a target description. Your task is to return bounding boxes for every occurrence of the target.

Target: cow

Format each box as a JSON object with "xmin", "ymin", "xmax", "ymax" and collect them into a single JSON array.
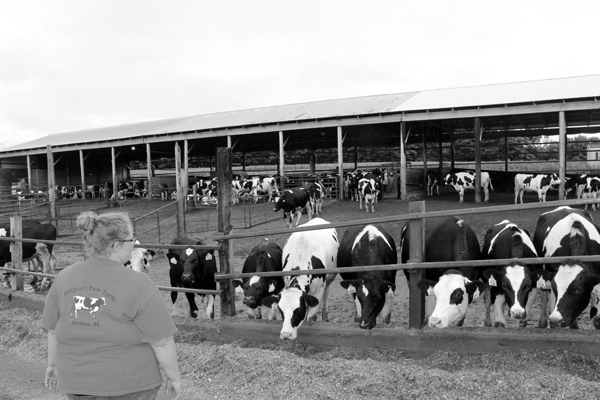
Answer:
[
  {"xmin": 426, "ymin": 170, "xmax": 439, "ymax": 197},
  {"xmin": 346, "ymin": 170, "xmax": 363, "ymax": 201},
  {"xmin": 166, "ymin": 235, "xmax": 217, "ymax": 319},
  {"xmin": 232, "ymin": 238, "xmax": 284, "ymax": 320},
  {"xmin": 70, "ymin": 296, "xmax": 106, "ymax": 319},
  {"xmin": 262, "ymin": 218, "xmax": 338, "ymax": 340},
  {"xmin": 273, "ymin": 188, "xmax": 312, "ymax": 228},
  {"xmin": 0, "ymin": 221, "xmax": 57, "ymax": 288},
  {"xmin": 29, "ymin": 242, "xmax": 58, "ymax": 288},
  {"xmin": 443, "ymin": 171, "xmax": 493, "ymax": 203},
  {"xmin": 514, "ymin": 173, "xmax": 561, "ymax": 204},
  {"xmin": 84, "ymin": 185, "xmax": 96, "ymax": 198},
  {"xmin": 480, "ymin": 220, "xmax": 539, "ymax": 328},
  {"xmin": 124, "ymin": 240, "xmax": 155, "ymax": 273},
  {"xmin": 245, "ymin": 176, "xmax": 280, "ymax": 203},
  {"xmin": 533, "ymin": 206, "xmax": 600, "ymax": 328},
  {"xmin": 338, "ymin": 225, "xmax": 397, "ymax": 329},
  {"xmin": 160, "ymin": 183, "xmax": 169, "ymax": 200},
  {"xmin": 306, "ymin": 182, "xmax": 325, "ymax": 218},
  {"xmin": 358, "ymin": 178, "xmax": 377, "ymax": 212},
  {"xmin": 580, "ymin": 175, "xmax": 600, "ymax": 211},
  {"xmin": 401, "ymin": 216, "xmax": 485, "ymax": 328}
]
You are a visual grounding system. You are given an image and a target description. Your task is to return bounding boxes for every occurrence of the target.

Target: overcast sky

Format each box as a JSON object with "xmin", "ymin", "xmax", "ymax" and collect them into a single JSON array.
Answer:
[{"xmin": 2, "ymin": 1, "xmax": 599, "ymax": 149}]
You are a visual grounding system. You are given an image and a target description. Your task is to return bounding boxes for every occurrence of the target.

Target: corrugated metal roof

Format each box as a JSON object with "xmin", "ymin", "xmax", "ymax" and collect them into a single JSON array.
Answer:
[{"xmin": 5, "ymin": 74, "xmax": 600, "ymax": 152}]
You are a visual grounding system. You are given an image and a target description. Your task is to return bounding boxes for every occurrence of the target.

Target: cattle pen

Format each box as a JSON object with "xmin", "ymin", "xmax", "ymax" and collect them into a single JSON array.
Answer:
[{"xmin": 2, "ymin": 178, "xmax": 600, "ymax": 357}]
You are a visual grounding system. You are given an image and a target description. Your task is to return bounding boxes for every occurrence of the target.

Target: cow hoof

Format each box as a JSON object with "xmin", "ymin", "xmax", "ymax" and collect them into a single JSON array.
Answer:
[
  {"xmin": 538, "ymin": 320, "xmax": 548, "ymax": 329},
  {"xmin": 190, "ymin": 311, "xmax": 198, "ymax": 318},
  {"xmin": 384, "ymin": 315, "xmax": 391, "ymax": 324},
  {"xmin": 593, "ymin": 318, "xmax": 600, "ymax": 330},
  {"xmin": 519, "ymin": 320, "xmax": 528, "ymax": 328},
  {"xmin": 484, "ymin": 318, "xmax": 492, "ymax": 327},
  {"xmin": 549, "ymin": 321, "xmax": 561, "ymax": 329},
  {"xmin": 494, "ymin": 322, "xmax": 506, "ymax": 328}
]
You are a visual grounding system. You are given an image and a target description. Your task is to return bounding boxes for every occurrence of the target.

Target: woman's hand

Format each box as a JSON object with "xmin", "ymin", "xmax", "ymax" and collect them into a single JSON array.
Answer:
[
  {"xmin": 44, "ymin": 365, "xmax": 59, "ymax": 392},
  {"xmin": 165, "ymin": 379, "xmax": 181, "ymax": 397}
]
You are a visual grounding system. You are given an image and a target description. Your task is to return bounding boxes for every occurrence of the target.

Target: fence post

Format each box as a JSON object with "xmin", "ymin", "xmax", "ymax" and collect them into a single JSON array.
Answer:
[
  {"xmin": 156, "ymin": 211, "xmax": 161, "ymax": 244},
  {"xmin": 408, "ymin": 201, "xmax": 425, "ymax": 329},
  {"xmin": 10, "ymin": 216, "xmax": 23, "ymax": 291},
  {"xmin": 217, "ymin": 147, "xmax": 236, "ymax": 317}
]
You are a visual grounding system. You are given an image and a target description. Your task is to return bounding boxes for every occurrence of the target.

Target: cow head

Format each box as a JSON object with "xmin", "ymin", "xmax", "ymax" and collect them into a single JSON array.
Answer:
[
  {"xmin": 340, "ymin": 274, "xmax": 396, "ymax": 329},
  {"xmin": 537, "ymin": 259, "xmax": 600, "ymax": 328},
  {"xmin": 234, "ymin": 276, "xmax": 279, "ymax": 310},
  {"xmin": 125, "ymin": 240, "xmax": 155, "ymax": 273},
  {"xmin": 262, "ymin": 287, "xmax": 319, "ymax": 340},
  {"xmin": 166, "ymin": 247, "xmax": 216, "ymax": 286},
  {"xmin": 590, "ymin": 284, "xmax": 600, "ymax": 329},
  {"xmin": 443, "ymin": 174, "xmax": 455, "ymax": 186},
  {"xmin": 418, "ymin": 270, "xmax": 485, "ymax": 328},
  {"xmin": 548, "ymin": 173, "xmax": 562, "ymax": 188},
  {"xmin": 482, "ymin": 262, "xmax": 536, "ymax": 320}
]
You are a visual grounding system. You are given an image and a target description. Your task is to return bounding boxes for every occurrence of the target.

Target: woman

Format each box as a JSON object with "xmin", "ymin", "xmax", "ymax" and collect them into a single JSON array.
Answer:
[{"xmin": 42, "ymin": 210, "xmax": 180, "ymax": 399}]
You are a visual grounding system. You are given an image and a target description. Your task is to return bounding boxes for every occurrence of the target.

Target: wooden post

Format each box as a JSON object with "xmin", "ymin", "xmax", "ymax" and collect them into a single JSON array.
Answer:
[
  {"xmin": 474, "ymin": 117, "xmax": 482, "ymax": 203},
  {"xmin": 400, "ymin": 122, "xmax": 407, "ymax": 201},
  {"xmin": 111, "ymin": 147, "xmax": 117, "ymax": 203},
  {"xmin": 309, "ymin": 147, "xmax": 316, "ymax": 174},
  {"xmin": 174, "ymin": 143, "xmax": 185, "ymax": 235},
  {"xmin": 408, "ymin": 201, "xmax": 425, "ymax": 329},
  {"xmin": 337, "ymin": 126, "xmax": 344, "ymax": 199},
  {"xmin": 79, "ymin": 150, "xmax": 86, "ymax": 202},
  {"xmin": 438, "ymin": 131, "xmax": 443, "ymax": 175},
  {"xmin": 217, "ymin": 147, "xmax": 235, "ymax": 317},
  {"xmin": 504, "ymin": 134, "xmax": 509, "ymax": 172},
  {"xmin": 450, "ymin": 131, "xmax": 455, "ymax": 170},
  {"xmin": 46, "ymin": 145, "xmax": 56, "ymax": 219},
  {"xmin": 559, "ymin": 111, "xmax": 567, "ymax": 200},
  {"xmin": 26, "ymin": 155, "xmax": 32, "ymax": 194},
  {"xmin": 184, "ymin": 140, "xmax": 189, "ymax": 207},
  {"xmin": 146, "ymin": 143, "xmax": 153, "ymax": 199},
  {"xmin": 422, "ymin": 124, "xmax": 427, "ymax": 189},
  {"xmin": 10, "ymin": 216, "xmax": 23, "ymax": 291},
  {"xmin": 279, "ymin": 131, "xmax": 285, "ymax": 192}
]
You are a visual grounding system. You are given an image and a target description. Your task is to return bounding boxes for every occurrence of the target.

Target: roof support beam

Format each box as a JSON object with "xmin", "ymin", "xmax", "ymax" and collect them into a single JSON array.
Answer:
[{"xmin": 559, "ymin": 111, "xmax": 567, "ymax": 200}]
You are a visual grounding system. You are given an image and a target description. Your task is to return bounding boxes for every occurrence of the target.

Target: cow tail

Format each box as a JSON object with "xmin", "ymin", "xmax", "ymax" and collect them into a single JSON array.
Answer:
[
  {"xmin": 570, "ymin": 221, "xmax": 588, "ymax": 256},
  {"xmin": 489, "ymin": 176, "xmax": 494, "ymax": 191},
  {"xmin": 510, "ymin": 229, "xmax": 524, "ymax": 259}
]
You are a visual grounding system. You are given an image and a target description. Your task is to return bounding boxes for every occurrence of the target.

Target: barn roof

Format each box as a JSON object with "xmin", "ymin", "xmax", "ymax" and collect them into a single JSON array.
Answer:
[{"xmin": 4, "ymin": 74, "xmax": 600, "ymax": 157}]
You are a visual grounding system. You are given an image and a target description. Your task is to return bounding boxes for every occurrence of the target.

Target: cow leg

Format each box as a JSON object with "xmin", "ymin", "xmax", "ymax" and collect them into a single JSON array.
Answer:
[
  {"xmin": 353, "ymin": 294, "xmax": 361, "ymax": 323},
  {"xmin": 246, "ymin": 307, "xmax": 257, "ymax": 319},
  {"xmin": 493, "ymin": 294, "xmax": 507, "ymax": 328},
  {"xmin": 359, "ymin": 195, "xmax": 363, "ymax": 209},
  {"xmin": 483, "ymin": 287, "xmax": 493, "ymax": 327},
  {"xmin": 547, "ymin": 290, "xmax": 559, "ymax": 328},
  {"xmin": 205, "ymin": 294, "xmax": 214, "ymax": 319},
  {"xmin": 520, "ymin": 288, "xmax": 538, "ymax": 327},
  {"xmin": 255, "ymin": 306, "xmax": 262, "ymax": 320},
  {"xmin": 381, "ymin": 288, "xmax": 394, "ymax": 324},
  {"xmin": 459, "ymin": 189, "xmax": 464, "ymax": 203},
  {"xmin": 483, "ymin": 186, "xmax": 489, "ymax": 203},
  {"xmin": 184, "ymin": 292, "xmax": 199, "ymax": 318},
  {"xmin": 538, "ymin": 289, "xmax": 548, "ymax": 328}
]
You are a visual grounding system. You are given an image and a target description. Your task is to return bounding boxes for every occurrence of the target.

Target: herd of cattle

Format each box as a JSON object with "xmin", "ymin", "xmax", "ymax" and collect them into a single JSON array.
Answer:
[
  {"xmin": 156, "ymin": 204, "xmax": 600, "ymax": 341},
  {"xmin": 432, "ymin": 170, "xmax": 600, "ymax": 208}
]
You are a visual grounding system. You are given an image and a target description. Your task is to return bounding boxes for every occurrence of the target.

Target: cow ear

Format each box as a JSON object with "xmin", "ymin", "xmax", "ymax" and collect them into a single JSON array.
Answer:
[
  {"xmin": 339, "ymin": 280, "xmax": 359, "ymax": 293},
  {"xmin": 384, "ymin": 281, "xmax": 396, "ymax": 293},
  {"xmin": 481, "ymin": 269, "xmax": 500, "ymax": 287},
  {"xmin": 534, "ymin": 269, "xmax": 554, "ymax": 289},
  {"xmin": 166, "ymin": 252, "xmax": 179, "ymax": 265},
  {"xmin": 417, "ymin": 280, "xmax": 436, "ymax": 295},
  {"xmin": 147, "ymin": 250, "xmax": 156, "ymax": 258},
  {"xmin": 466, "ymin": 280, "xmax": 486, "ymax": 302},
  {"xmin": 232, "ymin": 279, "xmax": 243, "ymax": 288},
  {"xmin": 262, "ymin": 295, "xmax": 279, "ymax": 308},
  {"xmin": 304, "ymin": 294, "xmax": 320, "ymax": 308}
]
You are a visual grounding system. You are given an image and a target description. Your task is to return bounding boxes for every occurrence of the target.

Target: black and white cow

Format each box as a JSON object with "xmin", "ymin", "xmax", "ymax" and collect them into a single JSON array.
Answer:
[
  {"xmin": 426, "ymin": 170, "xmax": 439, "ymax": 197},
  {"xmin": 443, "ymin": 171, "xmax": 493, "ymax": 203},
  {"xmin": 166, "ymin": 235, "xmax": 217, "ymax": 319},
  {"xmin": 232, "ymin": 238, "xmax": 284, "ymax": 320},
  {"xmin": 346, "ymin": 170, "xmax": 363, "ymax": 201},
  {"xmin": 338, "ymin": 225, "xmax": 397, "ymax": 329},
  {"xmin": 0, "ymin": 221, "xmax": 57, "ymax": 288},
  {"xmin": 273, "ymin": 188, "xmax": 312, "ymax": 228},
  {"xmin": 401, "ymin": 216, "xmax": 485, "ymax": 328},
  {"xmin": 533, "ymin": 206, "xmax": 600, "ymax": 328},
  {"xmin": 480, "ymin": 220, "xmax": 539, "ymax": 328},
  {"xmin": 358, "ymin": 178, "xmax": 377, "ymax": 212},
  {"xmin": 124, "ymin": 240, "xmax": 155, "ymax": 273},
  {"xmin": 244, "ymin": 176, "xmax": 280, "ymax": 203},
  {"xmin": 306, "ymin": 182, "xmax": 325, "ymax": 218},
  {"xmin": 580, "ymin": 175, "xmax": 600, "ymax": 211},
  {"xmin": 262, "ymin": 218, "xmax": 338, "ymax": 340},
  {"xmin": 514, "ymin": 173, "xmax": 561, "ymax": 204}
]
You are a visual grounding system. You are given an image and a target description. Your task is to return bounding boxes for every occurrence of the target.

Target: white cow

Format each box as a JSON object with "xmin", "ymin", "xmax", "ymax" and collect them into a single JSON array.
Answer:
[
  {"xmin": 124, "ymin": 240, "xmax": 155, "ymax": 273},
  {"xmin": 514, "ymin": 173, "xmax": 561, "ymax": 204},
  {"xmin": 262, "ymin": 218, "xmax": 338, "ymax": 340},
  {"xmin": 443, "ymin": 171, "xmax": 493, "ymax": 203}
]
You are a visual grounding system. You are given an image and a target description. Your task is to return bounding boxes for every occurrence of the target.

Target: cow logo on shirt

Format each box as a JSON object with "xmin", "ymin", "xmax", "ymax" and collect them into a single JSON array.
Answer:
[{"xmin": 70, "ymin": 296, "xmax": 106, "ymax": 319}]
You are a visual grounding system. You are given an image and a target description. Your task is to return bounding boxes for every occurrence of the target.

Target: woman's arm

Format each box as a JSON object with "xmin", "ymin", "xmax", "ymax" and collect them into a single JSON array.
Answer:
[
  {"xmin": 45, "ymin": 330, "xmax": 59, "ymax": 392},
  {"xmin": 150, "ymin": 335, "xmax": 181, "ymax": 397}
]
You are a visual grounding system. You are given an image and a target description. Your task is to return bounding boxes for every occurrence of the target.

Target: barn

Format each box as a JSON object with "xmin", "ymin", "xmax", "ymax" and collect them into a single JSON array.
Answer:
[{"xmin": 0, "ymin": 74, "xmax": 599, "ymax": 206}]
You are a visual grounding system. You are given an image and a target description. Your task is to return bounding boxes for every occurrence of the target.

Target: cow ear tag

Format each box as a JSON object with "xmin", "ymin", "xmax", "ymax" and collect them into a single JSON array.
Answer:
[
  {"xmin": 536, "ymin": 277, "xmax": 546, "ymax": 289},
  {"xmin": 488, "ymin": 276, "xmax": 497, "ymax": 287},
  {"xmin": 206, "ymin": 253, "xmax": 213, "ymax": 260},
  {"xmin": 347, "ymin": 286, "xmax": 356, "ymax": 295},
  {"xmin": 593, "ymin": 285, "xmax": 600, "ymax": 297},
  {"xmin": 185, "ymin": 248, "xmax": 193, "ymax": 256},
  {"xmin": 427, "ymin": 287, "xmax": 434, "ymax": 296},
  {"xmin": 169, "ymin": 257, "xmax": 177, "ymax": 265},
  {"xmin": 268, "ymin": 282, "xmax": 276, "ymax": 292}
]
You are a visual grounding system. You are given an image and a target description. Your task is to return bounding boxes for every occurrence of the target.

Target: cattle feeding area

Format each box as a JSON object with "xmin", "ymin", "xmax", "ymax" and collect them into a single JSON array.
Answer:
[{"xmin": 4, "ymin": 190, "xmax": 600, "ymax": 398}]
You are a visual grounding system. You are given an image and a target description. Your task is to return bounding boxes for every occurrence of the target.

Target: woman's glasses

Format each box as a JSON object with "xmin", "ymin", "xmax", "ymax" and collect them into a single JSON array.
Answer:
[{"xmin": 119, "ymin": 237, "xmax": 136, "ymax": 243}]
